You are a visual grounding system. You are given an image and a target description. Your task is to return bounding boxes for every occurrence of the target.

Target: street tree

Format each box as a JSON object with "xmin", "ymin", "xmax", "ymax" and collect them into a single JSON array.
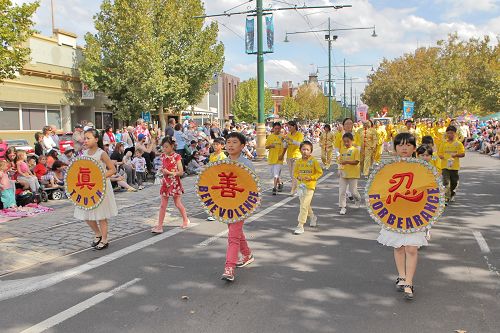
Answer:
[
  {"xmin": 0, "ymin": 0, "xmax": 39, "ymax": 82},
  {"xmin": 80, "ymin": 0, "xmax": 224, "ymax": 129},
  {"xmin": 294, "ymin": 82, "xmax": 328, "ymax": 121},
  {"xmin": 281, "ymin": 96, "xmax": 300, "ymax": 120},
  {"xmin": 232, "ymin": 78, "xmax": 273, "ymax": 123}
]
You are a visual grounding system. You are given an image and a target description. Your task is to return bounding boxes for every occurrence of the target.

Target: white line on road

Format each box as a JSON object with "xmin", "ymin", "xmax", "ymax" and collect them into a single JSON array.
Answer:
[
  {"xmin": 195, "ymin": 172, "xmax": 335, "ymax": 248},
  {"xmin": 20, "ymin": 278, "xmax": 141, "ymax": 333},
  {"xmin": 0, "ymin": 224, "xmax": 197, "ymax": 302},
  {"xmin": 472, "ymin": 231, "xmax": 491, "ymax": 253}
]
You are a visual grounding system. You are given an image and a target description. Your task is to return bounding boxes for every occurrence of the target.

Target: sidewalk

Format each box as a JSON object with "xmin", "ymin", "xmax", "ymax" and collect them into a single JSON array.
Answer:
[{"xmin": 0, "ymin": 158, "xmax": 289, "ymax": 276}]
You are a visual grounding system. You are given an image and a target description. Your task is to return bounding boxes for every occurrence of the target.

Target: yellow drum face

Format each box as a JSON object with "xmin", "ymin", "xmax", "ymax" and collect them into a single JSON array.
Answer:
[
  {"xmin": 65, "ymin": 157, "xmax": 106, "ymax": 210},
  {"xmin": 196, "ymin": 160, "xmax": 261, "ymax": 224},
  {"xmin": 365, "ymin": 158, "xmax": 445, "ymax": 233}
]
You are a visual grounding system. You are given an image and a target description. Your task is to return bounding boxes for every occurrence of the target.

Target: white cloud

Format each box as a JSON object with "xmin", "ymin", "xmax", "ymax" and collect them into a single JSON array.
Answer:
[{"xmin": 436, "ymin": 0, "xmax": 499, "ymax": 19}]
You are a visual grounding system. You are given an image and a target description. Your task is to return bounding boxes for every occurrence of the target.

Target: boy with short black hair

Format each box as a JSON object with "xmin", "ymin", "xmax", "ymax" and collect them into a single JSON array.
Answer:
[
  {"xmin": 221, "ymin": 132, "xmax": 255, "ymax": 282},
  {"xmin": 209, "ymin": 137, "xmax": 227, "ymax": 163},
  {"xmin": 438, "ymin": 125, "xmax": 465, "ymax": 204}
]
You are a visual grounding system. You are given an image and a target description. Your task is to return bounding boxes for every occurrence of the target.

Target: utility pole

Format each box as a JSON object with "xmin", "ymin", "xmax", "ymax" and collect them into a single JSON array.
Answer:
[
  {"xmin": 51, "ymin": 0, "xmax": 56, "ymax": 34},
  {"xmin": 327, "ymin": 17, "xmax": 332, "ymax": 124},
  {"xmin": 350, "ymin": 77, "xmax": 353, "ymax": 119},
  {"xmin": 343, "ymin": 58, "xmax": 346, "ymax": 110},
  {"xmin": 256, "ymin": 0, "xmax": 266, "ymax": 158}
]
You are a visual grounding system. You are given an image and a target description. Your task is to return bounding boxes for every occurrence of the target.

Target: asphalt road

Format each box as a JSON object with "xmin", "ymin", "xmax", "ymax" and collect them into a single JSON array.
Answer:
[{"xmin": 0, "ymin": 152, "xmax": 499, "ymax": 333}]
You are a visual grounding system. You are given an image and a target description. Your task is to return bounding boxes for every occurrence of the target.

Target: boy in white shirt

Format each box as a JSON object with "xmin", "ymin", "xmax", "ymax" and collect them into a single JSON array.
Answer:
[{"xmin": 132, "ymin": 149, "xmax": 147, "ymax": 190}]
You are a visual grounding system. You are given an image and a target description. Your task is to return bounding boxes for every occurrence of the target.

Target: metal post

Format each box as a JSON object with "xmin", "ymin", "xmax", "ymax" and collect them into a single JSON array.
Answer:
[
  {"xmin": 51, "ymin": 0, "xmax": 56, "ymax": 34},
  {"xmin": 256, "ymin": 0, "xmax": 266, "ymax": 158},
  {"xmin": 350, "ymin": 78, "xmax": 353, "ymax": 119},
  {"xmin": 343, "ymin": 58, "xmax": 347, "ymax": 117},
  {"xmin": 327, "ymin": 18, "xmax": 332, "ymax": 124}
]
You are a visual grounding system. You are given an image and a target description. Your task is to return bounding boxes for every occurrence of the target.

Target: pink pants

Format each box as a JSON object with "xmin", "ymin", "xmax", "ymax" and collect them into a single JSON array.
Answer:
[{"xmin": 225, "ymin": 221, "xmax": 251, "ymax": 268}]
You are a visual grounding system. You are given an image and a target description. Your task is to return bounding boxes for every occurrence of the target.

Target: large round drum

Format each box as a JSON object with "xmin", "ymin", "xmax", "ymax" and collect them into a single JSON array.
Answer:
[
  {"xmin": 65, "ymin": 156, "xmax": 107, "ymax": 210},
  {"xmin": 196, "ymin": 160, "xmax": 262, "ymax": 224},
  {"xmin": 365, "ymin": 158, "xmax": 445, "ymax": 233}
]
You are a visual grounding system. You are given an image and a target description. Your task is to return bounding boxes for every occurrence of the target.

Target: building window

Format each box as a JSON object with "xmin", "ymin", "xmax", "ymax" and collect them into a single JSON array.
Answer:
[
  {"xmin": 95, "ymin": 111, "xmax": 113, "ymax": 130},
  {"xmin": 0, "ymin": 107, "xmax": 20, "ymax": 130},
  {"xmin": 47, "ymin": 109, "xmax": 61, "ymax": 128},
  {"xmin": 22, "ymin": 108, "xmax": 45, "ymax": 130}
]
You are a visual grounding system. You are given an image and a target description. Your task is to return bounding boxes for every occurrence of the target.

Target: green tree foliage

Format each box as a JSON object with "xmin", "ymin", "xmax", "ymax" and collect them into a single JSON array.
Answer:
[
  {"xmin": 362, "ymin": 34, "xmax": 499, "ymax": 118},
  {"xmin": 0, "ymin": 0, "xmax": 39, "ymax": 82},
  {"xmin": 80, "ymin": 0, "xmax": 224, "ymax": 127},
  {"xmin": 281, "ymin": 96, "xmax": 300, "ymax": 120},
  {"xmin": 232, "ymin": 78, "xmax": 273, "ymax": 123},
  {"xmin": 294, "ymin": 83, "xmax": 328, "ymax": 121}
]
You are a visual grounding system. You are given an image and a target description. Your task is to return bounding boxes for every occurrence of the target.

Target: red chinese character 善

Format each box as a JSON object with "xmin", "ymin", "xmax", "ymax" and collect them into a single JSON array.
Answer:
[
  {"xmin": 211, "ymin": 172, "xmax": 244, "ymax": 198},
  {"xmin": 386, "ymin": 172, "xmax": 424, "ymax": 204},
  {"xmin": 76, "ymin": 167, "xmax": 96, "ymax": 190}
]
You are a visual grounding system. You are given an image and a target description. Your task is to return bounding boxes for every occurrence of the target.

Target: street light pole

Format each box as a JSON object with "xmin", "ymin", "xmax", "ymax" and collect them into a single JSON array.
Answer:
[
  {"xmin": 256, "ymin": 0, "xmax": 266, "ymax": 158},
  {"xmin": 327, "ymin": 18, "xmax": 332, "ymax": 124}
]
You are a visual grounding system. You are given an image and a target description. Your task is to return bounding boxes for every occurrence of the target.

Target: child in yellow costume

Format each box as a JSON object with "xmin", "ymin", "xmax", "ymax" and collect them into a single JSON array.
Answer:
[
  {"xmin": 319, "ymin": 124, "xmax": 335, "ymax": 169},
  {"xmin": 432, "ymin": 120, "xmax": 447, "ymax": 149},
  {"xmin": 360, "ymin": 120, "xmax": 378, "ymax": 177}
]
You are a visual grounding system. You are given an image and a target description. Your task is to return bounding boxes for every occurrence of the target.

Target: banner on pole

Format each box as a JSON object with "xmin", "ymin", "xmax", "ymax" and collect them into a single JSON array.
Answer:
[
  {"xmin": 403, "ymin": 101, "xmax": 415, "ymax": 119},
  {"xmin": 245, "ymin": 17, "xmax": 255, "ymax": 54},
  {"xmin": 245, "ymin": 15, "xmax": 274, "ymax": 54}
]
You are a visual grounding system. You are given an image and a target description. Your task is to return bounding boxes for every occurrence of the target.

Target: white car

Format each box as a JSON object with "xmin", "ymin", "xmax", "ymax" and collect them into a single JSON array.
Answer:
[{"xmin": 6, "ymin": 139, "xmax": 36, "ymax": 156}]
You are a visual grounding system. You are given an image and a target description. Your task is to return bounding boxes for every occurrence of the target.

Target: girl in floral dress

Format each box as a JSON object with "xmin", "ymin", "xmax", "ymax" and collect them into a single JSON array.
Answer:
[{"xmin": 151, "ymin": 136, "xmax": 190, "ymax": 233}]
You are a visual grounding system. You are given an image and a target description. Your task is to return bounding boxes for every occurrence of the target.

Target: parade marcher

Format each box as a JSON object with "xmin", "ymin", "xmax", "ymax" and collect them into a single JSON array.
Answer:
[
  {"xmin": 438, "ymin": 125, "xmax": 465, "ymax": 204},
  {"xmin": 432, "ymin": 119, "xmax": 447, "ymax": 149},
  {"xmin": 151, "ymin": 136, "xmax": 190, "ymax": 234},
  {"xmin": 377, "ymin": 132, "xmax": 426, "ymax": 300},
  {"xmin": 338, "ymin": 132, "xmax": 361, "ymax": 215},
  {"xmin": 359, "ymin": 120, "xmax": 378, "ymax": 177},
  {"xmin": 74, "ymin": 129, "xmax": 118, "ymax": 250},
  {"xmin": 284, "ymin": 121, "xmax": 304, "ymax": 195},
  {"xmin": 319, "ymin": 124, "xmax": 335, "ymax": 169},
  {"xmin": 221, "ymin": 132, "xmax": 255, "ymax": 282},
  {"xmin": 374, "ymin": 120, "xmax": 386, "ymax": 163},
  {"xmin": 293, "ymin": 141, "xmax": 322, "ymax": 235},
  {"xmin": 265, "ymin": 122, "xmax": 285, "ymax": 195}
]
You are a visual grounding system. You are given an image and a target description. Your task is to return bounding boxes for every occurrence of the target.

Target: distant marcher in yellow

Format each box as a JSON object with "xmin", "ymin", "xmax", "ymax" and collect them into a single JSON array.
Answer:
[
  {"xmin": 360, "ymin": 120, "xmax": 378, "ymax": 177},
  {"xmin": 438, "ymin": 125, "xmax": 465, "ymax": 204},
  {"xmin": 338, "ymin": 132, "xmax": 361, "ymax": 215},
  {"xmin": 293, "ymin": 141, "xmax": 323, "ymax": 235},
  {"xmin": 283, "ymin": 121, "xmax": 304, "ymax": 195},
  {"xmin": 319, "ymin": 124, "xmax": 335, "ymax": 169},
  {"xmin": 266, "ymin": 122, "xmax": 286, "ymax": 195},
  {"xmin": 374, "ymin": 120, "xmax": 386, "ymax": 163}
]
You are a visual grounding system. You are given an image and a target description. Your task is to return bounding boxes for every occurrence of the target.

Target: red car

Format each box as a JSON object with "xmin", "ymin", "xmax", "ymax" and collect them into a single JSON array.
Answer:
[{"xmin": 58, "ymin": 132, "xmax": 74, "ymax": 153}]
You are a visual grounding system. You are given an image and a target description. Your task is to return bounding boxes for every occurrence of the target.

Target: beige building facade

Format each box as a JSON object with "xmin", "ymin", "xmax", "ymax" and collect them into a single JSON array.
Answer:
[{"xmin": 0, "ymin": 30, "xmax": 109, "ymax": 142}]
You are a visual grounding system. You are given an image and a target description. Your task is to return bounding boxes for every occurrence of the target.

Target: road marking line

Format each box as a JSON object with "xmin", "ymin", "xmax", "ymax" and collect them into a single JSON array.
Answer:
[
  {"xmin": 20, "ymin": 278, "xmax": 141, "ymax": 333},
  {"xmin": 0, "ymin": 224, "xmax": 196, "ymax": 302},
  {"xmin": 195, "ymin": 172, "xmax": 335, "ymax": 248},
  {"xmin": 472, "ymin": 231, "xmax": 491, "ymax": 253}
]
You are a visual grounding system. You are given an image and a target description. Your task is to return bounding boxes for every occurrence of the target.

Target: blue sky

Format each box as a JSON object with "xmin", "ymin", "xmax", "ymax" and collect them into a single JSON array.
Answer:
[{"xmin": 14, "ymin": 0, "xmax": 500, "ymax": 102}]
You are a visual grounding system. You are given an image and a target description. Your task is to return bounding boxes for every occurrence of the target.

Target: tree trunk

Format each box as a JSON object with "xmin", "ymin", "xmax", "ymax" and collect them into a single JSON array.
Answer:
[{"xmin": 158, "ymin": 102, "xmax": 166, "ymax": 133}]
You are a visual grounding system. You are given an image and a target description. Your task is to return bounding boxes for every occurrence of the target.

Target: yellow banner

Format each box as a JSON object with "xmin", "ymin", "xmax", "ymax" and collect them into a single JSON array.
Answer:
[
  {"xmin": 365, "ymin": 158, "xmax": 445, "ymax": 233},
  {"xmin": 65, "ymin": 157, "xmax": 107, "ymax": 210},
  {"xmin": 196, "ymin": 160, "xmax": 261, "ymax": 224}
]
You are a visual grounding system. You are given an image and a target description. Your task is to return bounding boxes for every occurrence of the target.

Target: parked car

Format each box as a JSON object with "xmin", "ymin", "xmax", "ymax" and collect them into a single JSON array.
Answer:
[
  {"xmin": 6, "ymin": 139, "xmax": 35, "ymax": 156},
  {"xmin": 58, "ymin": 132, "xmax": 74, "ymax": 153}
]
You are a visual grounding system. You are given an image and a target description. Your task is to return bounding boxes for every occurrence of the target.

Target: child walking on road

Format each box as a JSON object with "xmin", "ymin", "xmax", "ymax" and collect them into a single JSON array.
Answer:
[
  {"xmin": 377, "ymin": 132, "xmax": 427, "ymax": 300},
  {"xmin": 74, "ymin": 129, "xmax": 118, "ymax": 250},
  {"xmin": 221, "ymin": 132, "xmax": 255, "ymax": 282},
  {"xmin": 338, "ymin": 133, "xmax": 361, "ymax": 215},
  {"xmin": 293, "ymin": 141, "xmax": 323, "ymax": 235},
  {"xmin": 151, "ymin": 136, "xmax": 190, "ymax": 233}
]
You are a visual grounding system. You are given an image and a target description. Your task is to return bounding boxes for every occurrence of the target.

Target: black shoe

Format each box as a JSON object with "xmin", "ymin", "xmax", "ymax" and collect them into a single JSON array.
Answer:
[
  {"xmin": 277, "ymin": 183, "xmax": 283, "ymax": 191},
  {"xmin": 396, "ymin": 277, "xmax": 406, "ymax": 292},
  {"xmin": 272, "ymin": 188, "xmax": 277, "ymax": 195},
  {"xmin": 95, "ymin": 242, "xmax": 109, "ymax": 250},
  {"xmin": 91, "ymin": 236, "xmax": 102, "ymax": 247},
  {"xmin": 404, "ymin": 285, "xmax": 414, "ymax": 300}
]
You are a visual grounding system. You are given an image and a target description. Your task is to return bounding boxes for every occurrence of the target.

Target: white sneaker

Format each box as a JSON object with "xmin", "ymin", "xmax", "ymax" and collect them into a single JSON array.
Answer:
[
  {"xmin": 293, "ymin": 226, "xmax": 305, "ymax": 235},
  {"xmin": 207, "ymin": 216, "xmax": 216, "ymax": 221},
  {"xmin": 309, "ymin": 215, "xmax": 317, "ymax": 227},
  {"xmin": 450, "ymin": 195, "xmax": 456, "ymax": 202},
  {"xmin": 425, "ymin": 229, "xmax": 431, "ymax": 241},
  {"xmin": 339, "ymin": 208, "xmax": 347, "ymax": 215}
]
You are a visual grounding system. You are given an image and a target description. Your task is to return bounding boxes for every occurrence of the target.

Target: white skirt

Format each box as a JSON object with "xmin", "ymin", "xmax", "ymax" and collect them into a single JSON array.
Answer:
[
  {"xmin": 74, "ymin": 179, "xmax": 118, "ymax": 221},
  {"xmin": 377, "ymin": 228, "xmax": 428, "ymax": 248}
]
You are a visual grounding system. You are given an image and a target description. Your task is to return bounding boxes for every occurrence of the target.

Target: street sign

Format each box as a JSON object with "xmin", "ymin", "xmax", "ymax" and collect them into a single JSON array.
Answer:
[{"xmin": 141, "ymin": 112, "xmax": 151, "ymax": 122}]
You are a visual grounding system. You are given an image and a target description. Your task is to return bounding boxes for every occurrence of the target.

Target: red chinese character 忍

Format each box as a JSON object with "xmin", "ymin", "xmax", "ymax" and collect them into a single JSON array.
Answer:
[
  {"xmin": 76, "ymin": 167, "xmax": 96, "ymax": 190},
  {"xmin": 386, "ymin": 172, "xmax": 424, "ymax": 204},
  {"xmin": 211, "ymin": 172, "xmax": 244, "ymax": 198}
]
